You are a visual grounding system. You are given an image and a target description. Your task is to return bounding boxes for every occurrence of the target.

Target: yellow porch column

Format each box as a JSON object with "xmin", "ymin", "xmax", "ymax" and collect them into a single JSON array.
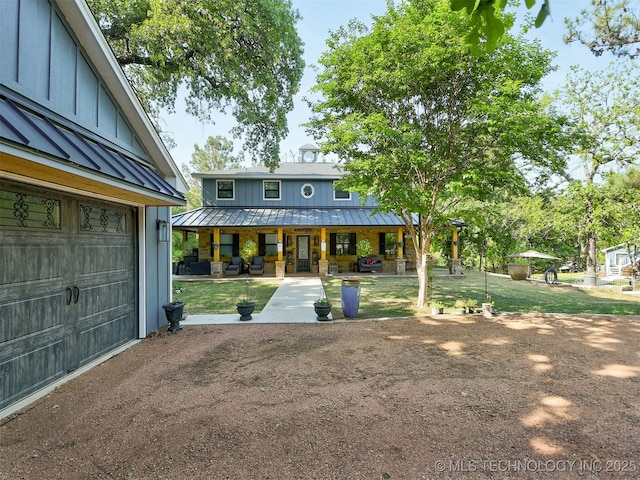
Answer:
[
  {"xmin": 397, "ymin": 227, "xmax": 404, "ymax": 258},
  {"xmin": 452, "ymin": 228, "xmax": 459, "ymax": 259},
  {"xmin": 320, "ymin": 227, "xmax": 327, "ymax": 260},
  {"xmin": 277, "ymin": 227, "xmax": 284, "ymax": 261},
  {"xmin": 213, "ymin": 228, "xmax": 221, "ymax": 261}
]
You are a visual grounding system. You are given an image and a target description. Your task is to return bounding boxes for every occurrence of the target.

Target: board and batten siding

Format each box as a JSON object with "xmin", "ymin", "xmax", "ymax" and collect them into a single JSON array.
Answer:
[
  {"xmin": 0, "ymin": 0, "xmax": 146, "ymax": 160},
  {"xmin": 202, "ymin": 178, "xmax": 376, "ymax": 208}
]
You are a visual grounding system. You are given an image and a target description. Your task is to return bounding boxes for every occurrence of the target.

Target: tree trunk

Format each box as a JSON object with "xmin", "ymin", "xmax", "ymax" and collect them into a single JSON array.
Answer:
[{"xmin": 586, "ymin": 230, "xmax": 597, "ymax": 275}]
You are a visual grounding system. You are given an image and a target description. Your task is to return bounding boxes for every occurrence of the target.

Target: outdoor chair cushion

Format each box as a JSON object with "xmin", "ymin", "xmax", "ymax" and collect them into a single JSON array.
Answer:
[
  {"xmin": 225, "ymin": 256, "xmax": 242, "ymax": 275},
  {"xmin": 249, "ymin": 256, "xmax": 264, "ymax": 275}
]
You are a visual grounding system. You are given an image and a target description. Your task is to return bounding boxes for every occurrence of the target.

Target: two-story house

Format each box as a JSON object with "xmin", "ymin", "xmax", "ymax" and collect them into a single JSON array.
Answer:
[{"xmin": 172, "ymin": 144, "xmax": 464, "ymax": 277}]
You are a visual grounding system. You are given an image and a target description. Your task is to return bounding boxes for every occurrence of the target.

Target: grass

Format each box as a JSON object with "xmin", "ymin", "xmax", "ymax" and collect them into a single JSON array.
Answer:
[
  {"xmin": 172, "ymin": 270, "xmax": 640, "ymax": 317},
  {"xmin": 173, "ymin": 278, "xmax": 281, "ymax": 314}
]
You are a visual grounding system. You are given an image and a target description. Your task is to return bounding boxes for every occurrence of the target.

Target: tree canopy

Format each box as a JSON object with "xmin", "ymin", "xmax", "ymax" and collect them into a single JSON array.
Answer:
[
  {"xmin": 88, "ymin": 0, "xmax": 305, "ymax": 170},
  {"xmin": 454, "ymin": 0, "xmax": 640, "ymax": 58},
  {"xmin": 307, "ymin": 0, "xmax": 572, "ymax": 306}
]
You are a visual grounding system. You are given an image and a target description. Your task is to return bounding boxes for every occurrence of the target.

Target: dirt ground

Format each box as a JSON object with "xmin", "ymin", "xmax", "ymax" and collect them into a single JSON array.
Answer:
[{"xmin": 1, "ymin": 313, "xmax": 640, "ymax": 480}]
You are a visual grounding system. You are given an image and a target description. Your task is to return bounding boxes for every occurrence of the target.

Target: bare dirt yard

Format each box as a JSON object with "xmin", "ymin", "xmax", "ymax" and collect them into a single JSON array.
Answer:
[{"xmin": 1, "ymin": 313, "xmax": 639, "ymax": 480}]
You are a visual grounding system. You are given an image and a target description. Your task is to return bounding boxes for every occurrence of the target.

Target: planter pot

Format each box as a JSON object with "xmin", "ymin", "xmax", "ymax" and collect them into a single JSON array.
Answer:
[
  {"xmin": 314, "ymin": 303, "xmax": 332, "ymax": 321},
  {"xmin": 236, "ymin": 302, "xmax": 256, "ymax": 321},
  {"xmin": 341, "ymin": 278, "xmax": 361, "ymax": 318},
  {"xmin": 583, "ymin": 273, "xmax": 598, "ymax": 287},
  {"xmin": 482, "ymin": 303, "xmax": 493, "ymax": 317},
  {"xmin": 508, "ymin": 263, "xmax": 529, "ymax": 280},
  {"xmin": 162, "ymin": 301, "xmax": 185, "ymax": 332}
]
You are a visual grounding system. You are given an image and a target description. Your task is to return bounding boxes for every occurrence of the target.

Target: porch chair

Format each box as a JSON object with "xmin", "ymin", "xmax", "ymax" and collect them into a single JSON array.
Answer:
[
  {"xmin": 249, "ymin": 256, "xmax": 264, "ymax": 275},
  {"xmin": 225, "ymin": 256, "xmax": 242, "ymax": 276}
]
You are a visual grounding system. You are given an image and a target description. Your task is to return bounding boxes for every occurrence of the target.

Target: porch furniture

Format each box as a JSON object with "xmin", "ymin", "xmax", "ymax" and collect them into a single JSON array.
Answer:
[
  {"xmin": 359, "ymin": 256, "xmax": 382, "ymax": 273},
  {"xmin": 189, "ymin": 261, "xmax": 211, "ymax": 275},
  {"xmin": 225, "ymin": 256, "xmax": 242, "ymax": 276},
  {"xmin": 249, "ymin": 256, "xmax": 264, "ymax": 275}
]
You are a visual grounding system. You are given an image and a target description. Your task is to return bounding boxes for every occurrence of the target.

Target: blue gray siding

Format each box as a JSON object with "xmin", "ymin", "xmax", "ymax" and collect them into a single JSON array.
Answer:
[
  {"xmin": 0, "ymin": 0, "xmax": 147, "ymax": 160},
  {"xmin": 202, "ymin": 178, "xmax": 376, "ymax": 208}
]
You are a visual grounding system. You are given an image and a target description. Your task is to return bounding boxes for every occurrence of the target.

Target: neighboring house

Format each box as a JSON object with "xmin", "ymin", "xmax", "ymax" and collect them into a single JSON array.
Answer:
[
  {"xmin": 172, "ymin": 144, "xmax": 463, "ymax": 277},
  {"xmin": 0, "ymin": 0, "xmax": 186, "ymax": 413},
  {"xmin": 602, "ymin": 243, "xmax": 639, "ymax": 276}
]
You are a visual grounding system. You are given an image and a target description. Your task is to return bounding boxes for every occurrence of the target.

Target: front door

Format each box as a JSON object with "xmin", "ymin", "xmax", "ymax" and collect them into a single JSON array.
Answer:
[{"xmin": 297, "ymin": 235, "xmax": 310, "ymax": 272}]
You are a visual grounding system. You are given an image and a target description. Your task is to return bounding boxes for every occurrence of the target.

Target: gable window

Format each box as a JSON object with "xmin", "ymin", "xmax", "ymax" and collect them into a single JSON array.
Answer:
[
  {"xmin": 217, "ymin": 180, "xmax": 234, "ymax": 200},
  {"xmin": 301, "ymin": 183, "xmax": 315, "ymax": 199},
  {"xmin": 263, "ymin": 180, "xmax": 281, "ymax": 200},
  {"xmin": 330, "ymin": 232, "xmax": 357, "ymax": 255},
  {"xmin": 333, "ymin": 181, "xmax": 351, "ymax": 201}
]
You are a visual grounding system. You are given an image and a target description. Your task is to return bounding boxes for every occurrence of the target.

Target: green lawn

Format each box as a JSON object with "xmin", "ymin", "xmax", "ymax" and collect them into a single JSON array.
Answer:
[
  {"xmin": 173, "ymin": 279, "xmax": 281, "ymax": 314},
  {"xmin": 172, "ymin": 271, "xmax": 640, "ymax": 317}
]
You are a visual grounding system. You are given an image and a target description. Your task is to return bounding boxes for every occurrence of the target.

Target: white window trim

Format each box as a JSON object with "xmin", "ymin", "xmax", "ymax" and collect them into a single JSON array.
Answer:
[
  {"xmin": 333, "ymin": 181, "xmax": 351, "ymax": 201},
  {"xmin": 263, "ymin": 180, "xmax": 281, "ymax": 201},
  {"xmin": 216, "ymin": 179, "xmax": 235, "ymax": 200},
  {"xmin": 300, "ymin": 183, "xmax": 315, "ymax": 199}
]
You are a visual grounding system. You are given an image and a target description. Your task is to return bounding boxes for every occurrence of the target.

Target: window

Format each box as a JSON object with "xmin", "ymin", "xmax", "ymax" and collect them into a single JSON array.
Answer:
[
  {"xmin": 379, "ymin": 232, "xmax": 398, "ymax": 255},
  {"xmin": 333, "ymin": 181, "xmax": 351, "ymax": 200},
  {"xmin": 259, "ymin": 233, "xmax": 279, "ymax": 256},
  {"xmin": 263, "ymin": 180, "xmax": 281, "ymax": 200},
  {"xmin": 330, "ymin": 232, "xmax": 356, "ymax": 255},
  {"xmin": 216, "ymin": 180, "xmax": 234, "ymax": 200},
  {"xmin": 301, "ymin": 183, "xmax": 315, "ymax": 199},
  {"xmin": 219, "ymin": 233, "xmax": 239, "ymax": 257}
]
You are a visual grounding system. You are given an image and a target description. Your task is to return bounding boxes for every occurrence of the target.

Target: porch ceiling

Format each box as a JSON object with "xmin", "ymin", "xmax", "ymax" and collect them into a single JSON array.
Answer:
[{"xmin": 172, "ymin": 207, "xmax": 409, "ymax": 229}]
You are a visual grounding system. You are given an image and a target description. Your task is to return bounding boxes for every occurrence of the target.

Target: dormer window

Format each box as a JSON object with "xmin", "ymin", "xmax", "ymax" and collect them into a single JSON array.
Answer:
[
  {"xmin": 301, "ymin": 183, "xmax": 315, "ymax": 199},
  {"xmin": 217, "ymin": 180, "xmax": 234, "ymax": 200},
  {"xmin": 263, "ymin": 180, "xmax": 281, "ymax": 200}
]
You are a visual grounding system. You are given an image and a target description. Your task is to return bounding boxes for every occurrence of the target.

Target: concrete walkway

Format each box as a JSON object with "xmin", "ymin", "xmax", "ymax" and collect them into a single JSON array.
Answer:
[{"xmin": 181, "ymin": 276, "xmax": 332, "ymax": 325}]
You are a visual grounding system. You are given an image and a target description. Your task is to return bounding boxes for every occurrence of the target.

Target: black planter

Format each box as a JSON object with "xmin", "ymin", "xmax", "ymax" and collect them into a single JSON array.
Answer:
[
  {"xmin": 314, "ymin": 303, "xmax": 332, "ymax": 321},
  {"xmin": 162, "ymin": 301, "xmax": 185, "ymax": 332},
  {"xmin": 236, "ymin": 302, "xmax": 256, "ymax": 321}
]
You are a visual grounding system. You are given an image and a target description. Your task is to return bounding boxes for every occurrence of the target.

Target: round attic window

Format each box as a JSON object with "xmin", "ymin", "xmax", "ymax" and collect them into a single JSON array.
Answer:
[{"xmin": 301, "ymin": 183, "xmax": 315, "ymax": 199}]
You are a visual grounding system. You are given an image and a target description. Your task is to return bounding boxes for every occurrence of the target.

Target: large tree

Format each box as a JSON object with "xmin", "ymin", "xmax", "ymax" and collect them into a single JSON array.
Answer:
[
  {"xmin": 307, "ymin": 0, "xmax": 571, "ymax": 307},
  {"xmin": 552, "ymin": 62, "xmax": 640, "ymax": 274},
  {"xmin": 565, "ymin": 0, "xmax": 640, "ymax": 58},
  {"xmin": 88, "ymin": 0, "xmax": 305, "ymax": 170},
  {"xmin": 454, "ymin": 0, "xmax": 640, "ymax": 59}
]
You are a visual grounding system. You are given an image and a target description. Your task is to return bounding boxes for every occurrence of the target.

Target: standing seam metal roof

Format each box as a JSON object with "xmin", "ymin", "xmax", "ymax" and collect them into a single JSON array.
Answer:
[{"xmin": 172, "ymin": 207, "xmax": 409, "ymax": 228}]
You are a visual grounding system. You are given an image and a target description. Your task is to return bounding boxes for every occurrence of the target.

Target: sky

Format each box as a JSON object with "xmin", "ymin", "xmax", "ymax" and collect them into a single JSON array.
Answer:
[{"xmin": 160, "ymin": 0, "xmax": 610, "ymax": 171}]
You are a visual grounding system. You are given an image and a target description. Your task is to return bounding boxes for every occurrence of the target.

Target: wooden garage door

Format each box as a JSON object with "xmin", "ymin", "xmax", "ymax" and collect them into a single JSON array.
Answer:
[{"xmin": 0, "ymin": 181, "xmax": 137, "ymax": 410}]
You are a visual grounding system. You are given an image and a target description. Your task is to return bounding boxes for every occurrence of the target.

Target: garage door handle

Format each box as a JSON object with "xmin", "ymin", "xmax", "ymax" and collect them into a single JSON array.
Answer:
[
  {"xmin": 73, "ymin": 286, "xmax": 80, "ymax": 304},
  {"xmin": 66, "ymin": 286, "xmax": 72, "ymax": 305}
]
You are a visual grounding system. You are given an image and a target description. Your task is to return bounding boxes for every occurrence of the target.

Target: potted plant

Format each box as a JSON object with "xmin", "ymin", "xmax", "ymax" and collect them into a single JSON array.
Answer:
[
  {"xmin": 454, "ymin": 299, "xmax": 467, "ymax": 314},
  {"xmin": 465, "ymin": 298, "xmax": 478, "ymax": 314},
  {"xmin": 430, "ymin": 301, "xmax": 444, "ymax": 315},
  {"xmin": 240, "ymin": 239, "xmax": 258, "ymax": 273},
  {"xmin": 236, "ymin": 277, "xmax": 256, "ymax": 321},
  {"xmin": 356, "ymin": 238, "xmax": 373, "ymax": 259},
  {"xmin": 313, "ymin": 286, "xmax": 332, "ymax": 321}
]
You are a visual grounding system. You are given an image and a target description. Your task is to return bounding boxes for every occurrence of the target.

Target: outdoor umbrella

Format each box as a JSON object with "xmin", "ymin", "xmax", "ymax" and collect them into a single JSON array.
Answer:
[{"xmin": 507, "ymin": 250, "xmax": 559, "ymax": 260}]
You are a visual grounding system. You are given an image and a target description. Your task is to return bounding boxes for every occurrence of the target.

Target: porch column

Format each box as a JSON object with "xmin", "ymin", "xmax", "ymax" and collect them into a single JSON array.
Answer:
[
  {"xmin": 275, "ymin": 227, "xmax": 285, "ymax": 278},
  {"xmin": 210, "ymin": 228, "xmax": 224, "ymax": 277},
  {"xmin": 397, "ymin": 227, "xmax": 404, "ymax": 259},
  {"xmin": 449, "ymin": 227, "xmax": 462, "ymax": 275},
  {"xmin": 320, "ymin": 227, "xmax": 327, "ymax": 260}
]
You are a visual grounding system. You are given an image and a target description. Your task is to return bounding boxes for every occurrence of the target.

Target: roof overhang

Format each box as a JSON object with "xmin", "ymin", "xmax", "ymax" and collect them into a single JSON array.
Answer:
[
  {"xmin": 172, "ymin": 207, "xmax": 410, "ymax": 229},
  {"xmin": 0, "ymin": 95, "xmax": 185, "ymax": 206}
]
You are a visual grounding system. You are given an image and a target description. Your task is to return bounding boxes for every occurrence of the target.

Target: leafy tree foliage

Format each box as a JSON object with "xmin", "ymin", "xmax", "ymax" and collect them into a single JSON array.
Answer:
[
  {"xmin": 87, "ymin": 0, "xmax": 305, "ymax": 170},
  {"xmin": 552, "ymin": 62, "xmax": 640, "ymax": 273},
  {"xmin": 565, "ymin": 0, "xmax": 640, "ymax": 58},
  {"xmin": 307, "ymin": 0, "xmax": 571, "ymax": 306},
  {"xmin": 173, "ymin": 135, "xmax": 244, "ymax": 212},
  {"xmin": 451, "ymin": 0, "xmax": 550, "ymax": 54}
]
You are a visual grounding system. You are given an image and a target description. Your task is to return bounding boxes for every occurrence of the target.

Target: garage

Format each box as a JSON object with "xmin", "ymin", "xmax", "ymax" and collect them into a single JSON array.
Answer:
[{"xmin": 0, "ymin": 180, "xmax": 137, "ymax": 410}]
